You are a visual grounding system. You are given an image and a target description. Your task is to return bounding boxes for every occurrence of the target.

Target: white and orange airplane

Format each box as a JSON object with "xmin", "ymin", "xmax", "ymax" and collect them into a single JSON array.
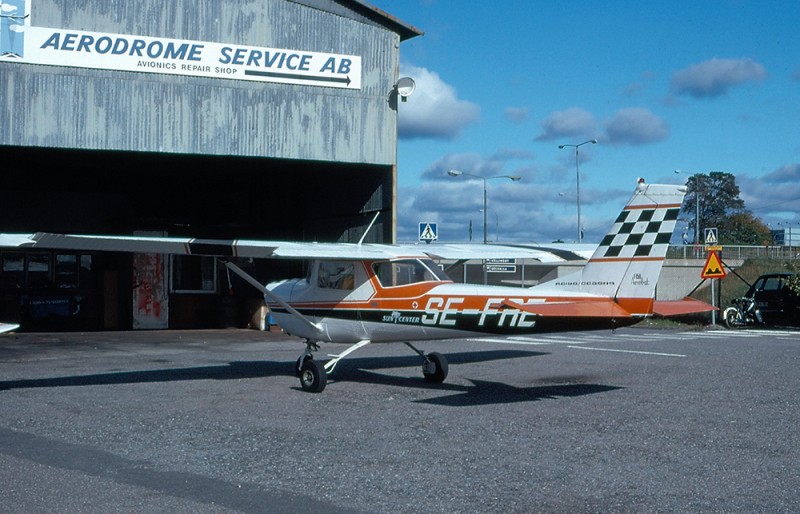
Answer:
[{"xmin": 0, "ymin": 179, "xmax": 712, "ymax": 392}]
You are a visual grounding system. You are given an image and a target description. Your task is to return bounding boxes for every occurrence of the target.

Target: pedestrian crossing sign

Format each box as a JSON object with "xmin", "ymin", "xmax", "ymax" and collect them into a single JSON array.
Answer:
[
  {"xmin": 701, "ymin": 250, "xmax": 726, "ymax": 279},
  {"xmin": 419, "ymin": 222, "xmax": 438, "ymax": 243},
  {"xmin": 704, "ymin": 227, "xmax": 718, "ymax": 245}
]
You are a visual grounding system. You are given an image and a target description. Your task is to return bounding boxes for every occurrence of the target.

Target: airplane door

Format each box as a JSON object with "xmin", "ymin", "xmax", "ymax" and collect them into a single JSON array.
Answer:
[{"xmin": 132, "ymin": 253, "xmax": 169, "ymax": 329}]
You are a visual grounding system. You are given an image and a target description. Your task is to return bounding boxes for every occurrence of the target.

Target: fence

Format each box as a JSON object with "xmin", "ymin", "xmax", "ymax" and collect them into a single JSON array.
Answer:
[{"xmin": 666, "ymin": 245, "xmax": 798, "ymax": 260}]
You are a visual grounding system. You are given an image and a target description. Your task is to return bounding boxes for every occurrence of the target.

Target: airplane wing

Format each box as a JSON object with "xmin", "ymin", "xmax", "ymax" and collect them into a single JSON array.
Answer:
[
  {"xmin": 412, "ymin": 243, "xmax": 596, "ymax": 262},
  {"xmin": 0, "ymin": 233, "xmax": 423, "ymax": 260},
  {"xmin": 1, "ymin": 233, "xmax": 597, "ymax": 263},
  {"xmin": 652, "ymin": 298, "xmax": 717, "ymax": 317},
  {"xmin": 502, "ymin": 298, "xmax": 632, "ymax": 318}
]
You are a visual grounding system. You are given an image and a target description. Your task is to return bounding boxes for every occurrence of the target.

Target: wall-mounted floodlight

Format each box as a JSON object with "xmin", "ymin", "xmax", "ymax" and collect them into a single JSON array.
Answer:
[{"xmin": 395, "ymin": 77, "xmax": 416, "ymax": 102}]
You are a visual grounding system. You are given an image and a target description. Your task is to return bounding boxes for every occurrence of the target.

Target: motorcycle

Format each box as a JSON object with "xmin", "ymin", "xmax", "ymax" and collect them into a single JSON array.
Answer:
[{"xmin": 723, "ymin": 296, "xmax": 764, "ymax": 329}]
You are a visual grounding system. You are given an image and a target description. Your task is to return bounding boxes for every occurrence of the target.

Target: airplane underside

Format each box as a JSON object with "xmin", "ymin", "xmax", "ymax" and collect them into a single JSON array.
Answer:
[{"xmin": 271, "ymin": 307, "xmax": 643, "ymax": 343}]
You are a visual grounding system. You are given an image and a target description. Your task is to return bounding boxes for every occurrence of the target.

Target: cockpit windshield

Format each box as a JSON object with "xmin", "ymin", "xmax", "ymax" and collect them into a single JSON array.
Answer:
[{"xmin": 371, "ymin": 259, "xmax": 450, "ymax": 288}]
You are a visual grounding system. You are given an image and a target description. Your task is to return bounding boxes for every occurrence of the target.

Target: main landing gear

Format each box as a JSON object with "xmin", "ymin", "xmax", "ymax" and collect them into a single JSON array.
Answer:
[
  {"xmin": 405, "ymin": 342, "xmax": 448, "ymax": 384},
  {"xmin": 295, "ymin": 339, "xmax": 450, "ymax": 393}
]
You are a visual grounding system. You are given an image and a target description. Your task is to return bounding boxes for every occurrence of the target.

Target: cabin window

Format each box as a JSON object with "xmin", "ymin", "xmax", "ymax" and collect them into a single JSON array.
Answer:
[
  {"xmin": 372, "ymin": 259, "xmax": 446, "ymax": 288},
  {"xmin": 317, "ymin": 261, "xmax": 355, "ymax": 290},
  {"xmin": 171, "ymin": 255, "xmax": 217, "ymax": 293}
]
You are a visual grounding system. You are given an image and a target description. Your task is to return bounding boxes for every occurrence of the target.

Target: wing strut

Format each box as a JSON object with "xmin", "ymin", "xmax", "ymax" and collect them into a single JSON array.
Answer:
[
  {"xmin": 357, "ymin": 211, "xmax": 381, "ymax": 246},
  {"xmin": 220, "ymin": 260, "xmax": 323, "ymax": 334}
]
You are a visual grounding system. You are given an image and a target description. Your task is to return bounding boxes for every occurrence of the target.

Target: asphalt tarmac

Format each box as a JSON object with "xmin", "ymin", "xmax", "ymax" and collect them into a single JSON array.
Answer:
[{"xmin": 1, "ymin": 325, "xmax": 798, "ymax": 513}]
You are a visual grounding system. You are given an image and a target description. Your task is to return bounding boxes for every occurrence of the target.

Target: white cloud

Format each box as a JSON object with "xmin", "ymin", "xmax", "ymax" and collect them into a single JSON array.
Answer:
[
  {"xmin": 534, "ymin": 107, "xmax": 596, "ymax": 142},
  {"xmin": 739, "ymin": 164, "xmax": 800, "ymax": 220},
  {"xmin": 504, "ymin": 107, "xmax": 530, "ymax": 124},
  {"xmin": 397, "ymin": 64, "xmax": 481, "ymax": 140},
  {"xmin": 602, "ymin": 108, "xmax": 669, "ymax": 146},
  {"xmin": 419, "ymin": 150, "xmax": 534, "ymax": 182},
  {"xmin": 670, "ymin": 57, "xmax": 767, "ymax": 99}
]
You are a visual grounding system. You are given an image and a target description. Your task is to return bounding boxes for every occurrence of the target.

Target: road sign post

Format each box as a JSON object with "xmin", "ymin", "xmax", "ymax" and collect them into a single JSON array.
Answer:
[{"xmin": 701, "ymin": 249, "xmax": 726, "ymax": 325}]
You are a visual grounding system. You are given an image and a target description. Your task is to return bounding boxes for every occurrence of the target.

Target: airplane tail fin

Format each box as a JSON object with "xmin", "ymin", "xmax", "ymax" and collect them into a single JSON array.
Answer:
[{"xmin": 535, "ymin": 179, "xmax": 686, "ymax": 316}]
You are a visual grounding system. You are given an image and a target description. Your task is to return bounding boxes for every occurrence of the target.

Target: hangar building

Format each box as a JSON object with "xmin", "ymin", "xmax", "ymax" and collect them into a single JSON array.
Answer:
[{"xmin": 0, "ymin": 0, "xmax": 421, "ymax": 330}]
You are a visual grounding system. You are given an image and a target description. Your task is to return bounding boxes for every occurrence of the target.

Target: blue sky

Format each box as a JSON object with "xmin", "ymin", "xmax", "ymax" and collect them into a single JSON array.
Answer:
[{"xmin": 369, "ymin": 0, "xmax": 800, "ymax": 244}]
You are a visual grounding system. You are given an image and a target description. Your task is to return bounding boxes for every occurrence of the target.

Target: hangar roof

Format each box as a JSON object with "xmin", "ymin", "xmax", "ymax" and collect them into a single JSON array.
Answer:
[{"xmin": 345, "ymin": 0, "xmax": 424, "ymax": 41}]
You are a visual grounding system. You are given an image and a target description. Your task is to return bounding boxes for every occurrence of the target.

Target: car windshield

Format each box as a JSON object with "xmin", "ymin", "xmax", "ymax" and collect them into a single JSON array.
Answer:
[{"xmin": 372, "ymin": 259, "xmax": 449, "ymax": 287}]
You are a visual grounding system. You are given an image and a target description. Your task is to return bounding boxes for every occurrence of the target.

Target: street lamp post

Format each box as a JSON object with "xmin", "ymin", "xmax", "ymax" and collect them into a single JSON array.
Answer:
[
  {"xmin": 674, "ymin": 170, "xmax": 702, "ymax": 245},
  {"xmin": 447, "ymin": 170, "xmax": 521, "ymax": 243},
  {"xmin": 558, "ymin": 139, "xmax": 597, "ymax": 243}
]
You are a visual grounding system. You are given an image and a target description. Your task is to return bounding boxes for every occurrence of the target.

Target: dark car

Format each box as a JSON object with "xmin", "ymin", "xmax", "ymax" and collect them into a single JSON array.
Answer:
[{"xmin": 745, "ymin": 273, "xmax": 800, "ymax": 326}]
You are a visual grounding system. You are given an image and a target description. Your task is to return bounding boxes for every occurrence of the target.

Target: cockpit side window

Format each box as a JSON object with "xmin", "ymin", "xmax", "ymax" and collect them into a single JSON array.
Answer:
[
  {"xmin": 371, "ymin": 259, "xmax": 448, "ymax": 288},
  {"xmin": 317, "ymin": 261, "xmax": 355, "ymax": 290}
]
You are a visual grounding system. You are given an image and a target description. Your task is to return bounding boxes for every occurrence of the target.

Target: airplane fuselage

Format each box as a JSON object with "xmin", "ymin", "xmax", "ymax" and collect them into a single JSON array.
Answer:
[{"xmin": 267, "ymin": 263, "xmax": 640, "ymax": 344}]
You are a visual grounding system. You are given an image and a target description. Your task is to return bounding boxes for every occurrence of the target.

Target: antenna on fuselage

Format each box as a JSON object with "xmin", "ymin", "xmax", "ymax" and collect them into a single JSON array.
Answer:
[{"xmin": 357, "ymin": 211, "xmax": 381, "ymax": 246}]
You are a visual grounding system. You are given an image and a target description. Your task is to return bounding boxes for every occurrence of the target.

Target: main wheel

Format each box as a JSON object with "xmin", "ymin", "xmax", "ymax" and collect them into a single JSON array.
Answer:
[
  {"xmin": 299, "ymin": 359, "xmax": 327, "ymax": 393},
  {"xmin": 723, "ymin": 307, "xmax": 741, "ymax": 329},
  {"xmin": 423, "ymin": 352, "xmax": 448, "ymax": 383}
]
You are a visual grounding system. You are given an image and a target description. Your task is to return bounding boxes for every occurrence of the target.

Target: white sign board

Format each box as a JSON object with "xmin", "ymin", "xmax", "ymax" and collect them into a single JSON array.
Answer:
[{"xmin": 0, "ymin": 0, "xmax": 361, "ymax": 89}]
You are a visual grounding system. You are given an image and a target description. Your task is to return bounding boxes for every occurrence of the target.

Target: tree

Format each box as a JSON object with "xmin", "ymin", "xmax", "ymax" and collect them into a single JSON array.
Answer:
[
  {"xmin": 719, "ymin": 212, "xmax": 773, "ymax": 245},
  {"xmin": 682, "ymin": 171, "xmax": 770, "ymax": 245},
  {"xmin": 787, "ymin": 261, "xmax": 800, "ymax": 295}
]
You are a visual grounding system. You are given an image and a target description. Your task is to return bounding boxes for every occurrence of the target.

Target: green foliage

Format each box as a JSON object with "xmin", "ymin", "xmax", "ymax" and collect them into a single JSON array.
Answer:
[
  {"xmin": 719, "ymin": 212, "xmax": 773, "ymax": 245},
  {"xmin": 785, "ymin": 261, "xmax": 800, "ymax": 295},
  {"xmin": 682, "ymin": 171, "xmax": 770, "ymax": 245}
]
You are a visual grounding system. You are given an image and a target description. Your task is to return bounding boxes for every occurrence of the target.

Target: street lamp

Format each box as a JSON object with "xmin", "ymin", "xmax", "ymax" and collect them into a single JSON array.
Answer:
[
  {"xmin": 674, "ymin": 170, "xmax": 701, "ymax": 244},
  {"xmin": 447, "ymin": 170, "xmax": 521, "ymax": 243},
  {"xmin": 558, "ymin": 139, "xmax": 597, "ymax": 243}
]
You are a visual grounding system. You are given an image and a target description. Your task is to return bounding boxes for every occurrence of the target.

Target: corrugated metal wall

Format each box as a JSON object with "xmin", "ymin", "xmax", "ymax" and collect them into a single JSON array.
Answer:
[{"xmin": 0, "ymin": 0, "xmax": 400, "ymax": 164}]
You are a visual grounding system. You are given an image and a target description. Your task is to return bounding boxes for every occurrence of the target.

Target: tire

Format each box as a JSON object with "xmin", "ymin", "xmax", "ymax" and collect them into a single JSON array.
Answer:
[
  {"xmin": 723, "ymin": 307, "xmax": 741, "ymax": 329},
  {"xmin": 423, "ymin": 352, "xmax": 448, "ymax": 383},
  {"xmin": 299, "ymin": 359, "xmax": 327, "ymax": 393}
]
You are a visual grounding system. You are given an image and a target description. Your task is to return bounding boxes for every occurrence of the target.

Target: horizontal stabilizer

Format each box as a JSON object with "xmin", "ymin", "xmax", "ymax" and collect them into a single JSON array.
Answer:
[
  {"xmin": 502, "ymin": 299, "xmax": 632, "ymax": 318},
  {"xmin": 652, "ymin": 298, "xmax": 717, "ymax": 317}
]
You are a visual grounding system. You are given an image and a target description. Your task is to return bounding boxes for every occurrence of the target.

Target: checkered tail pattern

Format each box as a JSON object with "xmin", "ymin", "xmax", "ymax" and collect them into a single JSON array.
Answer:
[{"xmin": 593, "ymin": 205, "xmax": 680, "ymax": 260}]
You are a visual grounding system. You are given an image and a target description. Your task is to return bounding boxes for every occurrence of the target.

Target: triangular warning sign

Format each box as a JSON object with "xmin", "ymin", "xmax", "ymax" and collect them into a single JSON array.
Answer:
[{"xmin": 701, "ymin": 250, "xmax": 726, "ymax": 279}]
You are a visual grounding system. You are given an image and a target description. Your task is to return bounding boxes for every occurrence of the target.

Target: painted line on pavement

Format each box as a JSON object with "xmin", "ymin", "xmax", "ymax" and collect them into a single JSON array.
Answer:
[{"xmin": 567, "ymin": 345, "xmax": 686, "ymax": 357}]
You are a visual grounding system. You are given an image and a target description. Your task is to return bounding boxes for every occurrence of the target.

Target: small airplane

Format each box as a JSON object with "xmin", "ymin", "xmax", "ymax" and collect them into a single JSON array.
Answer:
[{"xmin": 0, "ymin": 179, "xmax": 712, "ymax": 392}]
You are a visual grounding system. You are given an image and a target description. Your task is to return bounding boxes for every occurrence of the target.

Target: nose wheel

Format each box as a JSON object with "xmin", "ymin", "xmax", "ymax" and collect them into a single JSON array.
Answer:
[{"xmin": 299, "ymin": 359, "xmax": 327, "ymax": 393}]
